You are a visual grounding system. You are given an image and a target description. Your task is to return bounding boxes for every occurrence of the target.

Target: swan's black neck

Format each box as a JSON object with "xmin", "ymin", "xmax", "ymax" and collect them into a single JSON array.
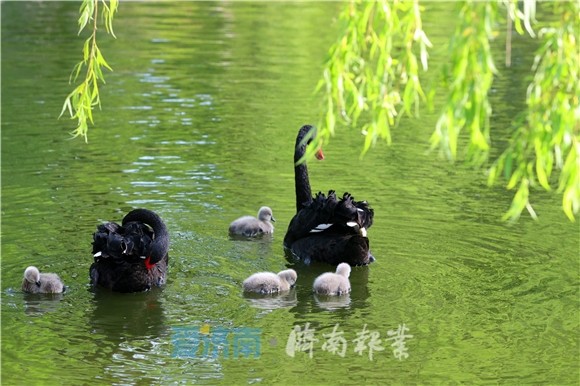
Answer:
[
  {"xmin": 123, "ymin": 209, "xmax": 169, "ymax": 264},
  {"xmin": 294, "ymin": 125, "xmax": 315, "ymax": 212}
]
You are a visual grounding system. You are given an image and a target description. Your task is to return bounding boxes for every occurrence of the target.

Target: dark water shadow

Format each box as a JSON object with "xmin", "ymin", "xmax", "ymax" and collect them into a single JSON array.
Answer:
[
  {"xmin": 89, "ymin": 287, "xmax": 168, "ymax": 341},
  {"xmin": 86, "ymin": 287, "xmax": 175, "ymax": 384}
]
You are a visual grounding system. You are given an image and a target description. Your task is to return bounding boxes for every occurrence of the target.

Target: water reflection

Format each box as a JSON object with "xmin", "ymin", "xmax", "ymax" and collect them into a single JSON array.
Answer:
[
  {"xmin": 228, "ymin": 233, "xmax": 274, "ymax": 243},
  {"xmin": 22, "ymin": 292, "xmax": 65, "ymax": 316},
  {"xmin": 242, "ymin": 289, "xmax": 297, "ymax": 311},
  {"xmin": 89, "ymin": 289, "xmax": 168, "ymax": 340},
  {"xmin": 227, "ymin": 235, "xmax": 275, "ymax": 262},
  {"xmin": 313, "ymin": 293, "xmax": 351, "ymax": 311}
]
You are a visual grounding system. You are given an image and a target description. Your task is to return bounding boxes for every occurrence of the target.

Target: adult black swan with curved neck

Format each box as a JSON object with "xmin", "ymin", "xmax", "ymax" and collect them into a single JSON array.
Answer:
[
  {"xmin": 283, "ymin": 125, "xmax": 375, "ymax": 266},
  {"xmin": 90, "ymin": 208, "xmax": 170, "ymax": 292}
]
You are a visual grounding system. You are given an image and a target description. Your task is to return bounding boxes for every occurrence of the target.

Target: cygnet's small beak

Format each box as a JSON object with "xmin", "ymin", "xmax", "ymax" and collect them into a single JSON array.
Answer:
[
  {"xmin": 35, "ymin": 281, "xmax": 41, "ymax": 287},
  {"xmin": 271, "ymin": 216, "xmax": 276, "ymax": 222}
]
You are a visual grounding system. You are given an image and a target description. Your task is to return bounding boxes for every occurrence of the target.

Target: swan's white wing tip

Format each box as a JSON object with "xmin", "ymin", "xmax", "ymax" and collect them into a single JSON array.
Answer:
[{"xmin": 309, "ymin": 223, "xmax": 333, "ymax": 233}]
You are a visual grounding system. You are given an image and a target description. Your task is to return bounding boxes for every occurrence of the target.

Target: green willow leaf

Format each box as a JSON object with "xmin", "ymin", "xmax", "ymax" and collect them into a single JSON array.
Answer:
[{"xmin": 61, "ymin": 0, "xmax": 117, "ymax": 141}]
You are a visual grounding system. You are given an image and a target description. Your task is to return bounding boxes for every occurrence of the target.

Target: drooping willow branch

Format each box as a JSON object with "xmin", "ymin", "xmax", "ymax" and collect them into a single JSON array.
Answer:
[
  {"xmin": 317, "ymin": 0, "xmax": 579, "ymax": 222},
  {"xmin": 313, "ymin": 0, "xmax": 431, "ymax": 158},
  {"xmin": 60, "ymin": 0, "xmax": 118, "ymax": 142},
  {"xmin": 431, "ymin": 1, "xmax": 497, "ymax": 165},
  {"xmin": 488, "ymin": 1, "xmax": 580, "ymax": 221}
]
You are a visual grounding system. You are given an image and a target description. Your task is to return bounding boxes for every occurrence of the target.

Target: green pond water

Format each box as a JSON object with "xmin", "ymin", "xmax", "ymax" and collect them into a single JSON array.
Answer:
[{"xmin": 1, "ymin": 2, "xmax": 578, "ymax": 385}]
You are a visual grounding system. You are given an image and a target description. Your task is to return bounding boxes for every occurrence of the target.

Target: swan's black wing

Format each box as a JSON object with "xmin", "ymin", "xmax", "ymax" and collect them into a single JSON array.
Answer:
[
  {"xmin": 287, "ymin": 231, "xmax": 374, "ymax": 266},
  {"xmin": 283, "ymin": 191, "xmax": 373, "ymax": 246},
  {"xmin": 337, "ymin": 192, "xmax": 374, "ymax": 232},
  {"xmin": 283, "ymin": 191, "xmax": 375, "ymax": 266},
  {"xmin": 283, "ymin": 191, "xmax": 337, "ymax": 246},
  {"xmin": 92, "ymin": 221, "xmax": 155, "ymax": 264}
]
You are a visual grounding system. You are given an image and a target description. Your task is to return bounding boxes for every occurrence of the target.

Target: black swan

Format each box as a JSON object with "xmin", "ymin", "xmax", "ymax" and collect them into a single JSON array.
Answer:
[
  {"xmin": 229, "ymin": 206, "xmax": 276, "ymax": 237},
  {"xmin": 242, "ymin": 269, "xmax": 297, "ymax": 294},
  {"xmin": 22, "ymin": 266, "xmax": 65, "ymax": 294},
  {"xmin": 283, "ymin": 125, "xmax": 375, "ymax": 266},
  {"xmin": 313, "ymin": 263, "xmax": 351, "ymax": 295},
  {"xmin": 90, "ymin": 208, "xmax": 170, "ymax": 293}
]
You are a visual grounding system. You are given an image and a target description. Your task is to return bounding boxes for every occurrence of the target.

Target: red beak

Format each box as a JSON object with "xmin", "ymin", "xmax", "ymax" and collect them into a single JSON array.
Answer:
[
  {"xmin": 144, "ymin": 256, "xmax": 155, "ymax": 270},
  {"xmin": 315, "ymin": 148, "xmax": 325, "ymax": 160}
]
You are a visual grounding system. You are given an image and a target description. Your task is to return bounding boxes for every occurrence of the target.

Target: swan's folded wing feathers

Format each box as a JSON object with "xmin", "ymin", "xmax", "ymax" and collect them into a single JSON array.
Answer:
[
  {"xmin": 103, "ymin": 222, "xmax": 121, "ymax": 233},
  {"xmin": 106, "ymin": 233, "xmax": 127, "ymax": 258},
  {"xmin": 92, "ymin": 226, "xmax": 110, "ymax": 255},
  {"xmin": 92, "ymin": 220, "xmax": 155, "ymax": 262},
  {"xmin": 285, "ymin": 197, "xmax": 332, "ymax": 243},
  {"xmin": 286, "ymin": 209, "xmax": 326, "ymax": 241},
  {"xmin": 124, "ymin": 222, "xmax": 156, "ymax": 257},
  {"xmin": 326, "ymin": 192, "xmax": 361, "ymax": 229},
  {"xmin": 286, "ymin": 190, "xmax": 368, "ymax": 243},
  {"xmin": 338, "ymin": 192, "xmax": 374, "ymax": 230},
  {"xmin": 93, "ymin": 222, "xmax": 124, "ymax": 258},
  {"xmin": 355, "ymin": 200, "xmax": 374, "ymax": 229},
  {"xmin": 284, "ymin": 189, "xmax": 375, "ymax": 248},
  {"xmin": 321, "ymin": 191, "xmax": 338, "ymax": 214}
]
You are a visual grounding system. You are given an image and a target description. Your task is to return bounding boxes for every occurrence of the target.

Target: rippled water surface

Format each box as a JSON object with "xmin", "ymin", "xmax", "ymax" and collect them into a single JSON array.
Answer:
[{"xmin": 1, "ymin": 2, "xmax": 578, "ymax": 385}]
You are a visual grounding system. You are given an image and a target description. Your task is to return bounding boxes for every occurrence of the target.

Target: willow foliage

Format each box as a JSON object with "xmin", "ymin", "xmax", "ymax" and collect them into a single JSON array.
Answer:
[
  {"xmin": 314, "ymin": 0, "xmax": 431, "ymax": 156},
  {"xmin": 317, "ymin": 0, "xmax": 579, "ymax": 221},
  {"xmin": 60, "ymin": 0, "xmax": 118, "ymax": 142},
  {"xmin": 488, "ymin": 2, "xmax": 579, "ymax": 221}
]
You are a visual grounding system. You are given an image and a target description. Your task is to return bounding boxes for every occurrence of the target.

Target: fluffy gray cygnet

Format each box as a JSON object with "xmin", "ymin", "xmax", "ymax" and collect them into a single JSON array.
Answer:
[
  {"xmin": 243, "ymin": 269, "xmax": 297, "ymax": 294},
  {"xmin": 313, "ymin": 263, "xmax": 351, "ymax": 296},
  {"xmin": 229, "ymin": 206, "xmax": 276, "ymax": 237},
  {"xmin": 22, "ymin": 266, "xmax": 65, "ymax": 294}
]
